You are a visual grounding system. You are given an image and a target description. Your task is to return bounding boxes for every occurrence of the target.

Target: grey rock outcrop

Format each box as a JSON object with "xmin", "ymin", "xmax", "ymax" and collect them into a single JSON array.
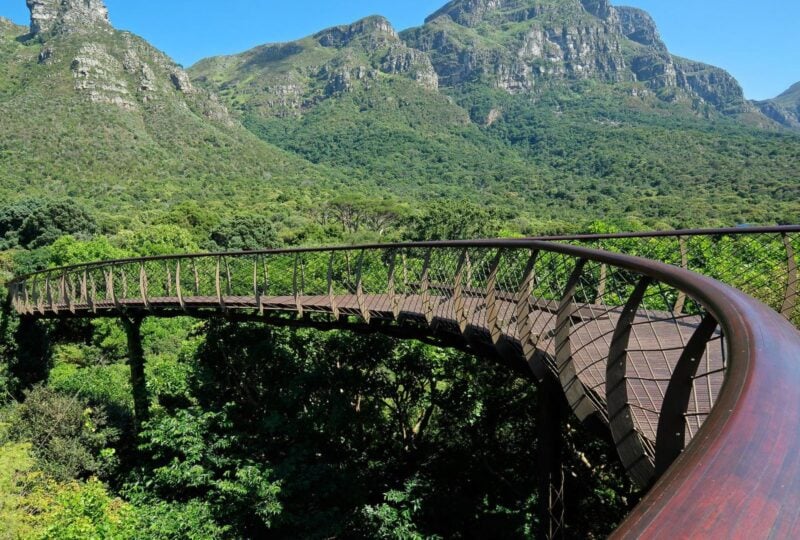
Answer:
[
  {"xmin": 402, "ymin": 0, "xmax": 752, "ymax": 114},
  {"xmin": 754, "ymin": 82, "xmax": 800, "ymax": 129},
  {"xmin": 19, "ymin": 0, "xmax": 233, "ymax": 123},
  {"xmin": 315, "ymin": 16, "xmax": 397, "ymax": 48},
  {"xmin": 27, "ymin": 0, "xmax": 110, "ymax": 36},
  {"xmin": 617, "ymin": 7, "xmax": 665, "ymax": 50}
]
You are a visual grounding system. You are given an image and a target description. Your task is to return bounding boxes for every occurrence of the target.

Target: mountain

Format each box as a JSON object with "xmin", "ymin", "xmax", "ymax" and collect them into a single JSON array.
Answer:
[
  {"xmin": 0, "ymin": 0, "xmax": 346, "ymax": 217},
  {"xmin": 404, "ymin": 0, "xmax": 752, "ymax": 114},
  {"xmin": 190, "ymin": 15, "xmax": 554, "ymax": 208},
  {"xmin": 190, "ymin": 0, "xmax": 799, "ymax": 225},
  {"xmin": 755, "ymin": 82, "xmax": 800, "ymax": 129}
]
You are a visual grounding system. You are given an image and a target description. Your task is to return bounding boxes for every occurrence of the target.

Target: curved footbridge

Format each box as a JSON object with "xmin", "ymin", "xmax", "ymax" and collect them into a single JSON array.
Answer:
[{"xmin": 8, "ymin": 227, "xmax": 800, "ymax": 538}]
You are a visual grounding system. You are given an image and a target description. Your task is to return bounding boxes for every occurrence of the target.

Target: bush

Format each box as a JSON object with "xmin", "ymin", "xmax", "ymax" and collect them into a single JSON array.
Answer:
[{"xmin": 6, "ymin": 386, "xmax": 119, "ymax": 481}]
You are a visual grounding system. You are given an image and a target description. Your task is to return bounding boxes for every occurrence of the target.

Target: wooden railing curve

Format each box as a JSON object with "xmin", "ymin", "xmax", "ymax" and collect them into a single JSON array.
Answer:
[{"xmin": 6, "ymin": 229, "xmax": 800, "ymax": 537}]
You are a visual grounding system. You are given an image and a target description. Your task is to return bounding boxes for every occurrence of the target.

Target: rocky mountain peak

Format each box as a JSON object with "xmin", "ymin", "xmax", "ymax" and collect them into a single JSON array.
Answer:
[
  {"xmin": 315, "ymin": 16, "xmax": 397, "ymax": 48},
  {"xmin": 580, "ymin": 0, "xmax": 612, "ymax": 20},
  {"xmin": 425, "ymin": 0, "xmax": 507, "ymax": 26},
  {"xmin": 26, "ymin": 0, "xmax": 110, "ymax": 37},
  {"xmin": 616, "ymin": 6, "xmax": 665, "ymax": 50},
  {"xmin": 754, "ymin": 81, "xmax": 800, "ymax": 130}
]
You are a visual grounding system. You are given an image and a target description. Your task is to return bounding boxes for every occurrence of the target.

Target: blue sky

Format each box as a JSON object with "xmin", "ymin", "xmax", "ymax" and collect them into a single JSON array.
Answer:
[{"xmin": 3, "ymin": 0, "xmax": 797, "ymax": 100}]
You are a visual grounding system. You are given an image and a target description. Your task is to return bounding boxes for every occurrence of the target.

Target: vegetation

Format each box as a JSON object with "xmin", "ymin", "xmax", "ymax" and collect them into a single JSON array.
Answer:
[{"xmin": 0, "ymin": 0, "xmax": 798, "ymax": 537}]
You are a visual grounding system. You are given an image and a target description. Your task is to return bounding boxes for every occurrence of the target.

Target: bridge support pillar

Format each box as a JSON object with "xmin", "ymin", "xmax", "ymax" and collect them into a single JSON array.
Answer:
[
  {"xmin": 122, "ymin": 316, "xmax": 149, "ymax": 433},
  {"xmin": 537, "ymin": 376, "xmax": 565, "ymax": 539}
]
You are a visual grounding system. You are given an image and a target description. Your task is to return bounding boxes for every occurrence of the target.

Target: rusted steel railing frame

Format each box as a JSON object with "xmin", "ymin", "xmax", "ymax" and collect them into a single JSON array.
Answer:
[{"xmin": 6, "ymin": 235, "xmax": 800, "ymax": 537}]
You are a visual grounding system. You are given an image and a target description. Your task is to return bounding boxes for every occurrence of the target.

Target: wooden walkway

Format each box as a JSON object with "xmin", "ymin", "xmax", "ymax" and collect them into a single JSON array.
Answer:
[{"xmin": 35, "ymin": 289, "xmax": 724, "ymax": 473}]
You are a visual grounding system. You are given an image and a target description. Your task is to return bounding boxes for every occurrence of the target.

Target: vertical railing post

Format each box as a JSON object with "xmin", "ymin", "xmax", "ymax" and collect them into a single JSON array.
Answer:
[
  {"xmin": 176, "ymin": 260, "xmax": 186, "ymax": 312},
  {"xmin": 515, "ymin": 250, "xmax": 540, "ymax": 370},
  {"xmin": 595, "ymin": 264, "xmax": 607, "ymax": 306},
  {"xmin": 606, "ymin": 276, "xmax": 655, "ymax": 488},
  {"xmin": 89, "ymin": 274, "xmax": 97, "ymax": 314},
  {"xmin": 485, "ymin": 250, "xmax": 505, "ymax": 345},
  {"xmin": 782, "ymin": 233, "xmax": 797, "ymax": 319},
  {"xmin": 654, "ymin": 315, "xmax": 719, "ymax": 477},
  {"xmin": 453, "ymin": 249, "xmax": 469, "ymax": 334},
  {"xmin": 293, "ymin": 253, "xmax": 303, "ymax": 318},
  {"xmin": 67, "ymin": 275, "xmax": 76, "ymax": 314},
  {"xmin": 674, "ymin": 236, "xmax": 688, "ymax": 314},
  {"xmin": 215, "ymin": 257, "xmax": 226, "ymax": 312},
  {"xmin": 419, "ymin": 249, "xmax": 433, "ymax": 325},
  {"xmin": 106, "ymin": 267, "xmax": 119, "ymax": 309},
  {"xmin": 193, "ymin": 259, "xmax": 200, "ymax": 296},
  {"xmin": 554, "ymin": 259, "xmax": 596, "ymax": 420},
  {"xmin": 355, "ymin": 250, "xmax": 370, "ymax": 323},
  {"xmin": 139, "ymin": 263, "xmax": 150, "ymax": 312},
  {"xmin": 45, "ymin": 276, "xmax": 57, "ymax": 315},
  {"xmin": 386, "ymin": 250, "xmax": 399, "ymax": 320},
  {"xmin": 253, "ymin": 257, "xmax": 263, "ymax": 316},
  {"xmin": 80, "ymin": 271, "xmax": 88, "ymax": 306},
  {"xmin": 328, "ymin": 252, "xmax": 339, "ymax": 319}
]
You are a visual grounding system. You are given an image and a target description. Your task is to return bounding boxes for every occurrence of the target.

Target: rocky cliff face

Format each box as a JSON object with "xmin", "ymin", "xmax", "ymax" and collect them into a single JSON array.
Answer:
[
  {"xmin": 191, "ymin": 16, "xmax": 438, "ymax": 119},
  {"xmin": 18, "ymin": 0, "xmax": 230, "ymax": 122},
  {"xmin": 755, "ymin": 82, "xmax": 800, "ymax": 129},
  {"xmin": 402, "ymin": 0, "xmax": 752, "ymax": 114},
  {"xmin": 27, "ymin": 0, "xmax": 110, "ymax": 36}
]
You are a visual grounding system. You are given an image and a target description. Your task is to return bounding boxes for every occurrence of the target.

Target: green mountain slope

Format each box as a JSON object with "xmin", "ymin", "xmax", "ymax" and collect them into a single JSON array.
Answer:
[
  {"xmin": 190, "ymin": 0, "xmax": 800, "ymax": 226},
  {"xmin": 756, "ymin": 82, "xmax": 800, "ymax": 129},
  {"xmin": 0, "ymin": 3, "xmax": 347, "ymax": 219}
]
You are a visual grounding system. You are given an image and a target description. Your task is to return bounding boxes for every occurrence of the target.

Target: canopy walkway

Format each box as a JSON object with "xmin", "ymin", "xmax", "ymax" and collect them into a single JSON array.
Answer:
[{"xmin": 7, "ymin": 226, "xmax": 800, "ymax": 538}]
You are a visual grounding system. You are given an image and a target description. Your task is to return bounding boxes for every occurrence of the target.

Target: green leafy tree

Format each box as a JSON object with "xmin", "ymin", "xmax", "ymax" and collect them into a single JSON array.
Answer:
[
  {"xmin": 406, "ymin": 200, "xmax": 501, "ymax": 241},
  {"xmin": 18, "ymin": 201, "xmax": 99, "ymax": 249},
  {"xmin": 210, "ymin": 215, "xmax": 280, "ymax": 251}
]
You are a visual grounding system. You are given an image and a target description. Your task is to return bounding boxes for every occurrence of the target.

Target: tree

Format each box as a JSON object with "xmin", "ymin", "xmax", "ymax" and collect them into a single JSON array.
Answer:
[
  {"xmin": 18, "ymin": 201, "xmax": 99, "ymax": 249},
  {"xmin": 6, "ymin": 385, "xmax": 118, "ymax": 482},
  {"xmin": 406, "ymin": 200, "xmax": 501, "ymax": 241},
  {"xmin": 210, "ymin": 215, "xmax": 280, "ymax": 251},
  {"xmin": 114, "ymin": 225, "xmax": 199, "ymax": 257}
]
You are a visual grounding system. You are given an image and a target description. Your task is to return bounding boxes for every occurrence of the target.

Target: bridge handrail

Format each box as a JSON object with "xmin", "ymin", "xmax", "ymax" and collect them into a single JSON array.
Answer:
[
  {"xmin": 7, "ymin": 236, "xmax": 800, "ymax": 536},
  {"xmin": 8, "ymin": 225, "xmax": 799, "ymax": 285}
]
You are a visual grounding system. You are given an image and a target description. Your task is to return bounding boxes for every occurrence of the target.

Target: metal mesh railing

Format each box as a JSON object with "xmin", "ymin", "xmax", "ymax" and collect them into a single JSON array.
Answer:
[{"xmin": 7, "ymin": 239, "xmax": 738, "ymax": 489}]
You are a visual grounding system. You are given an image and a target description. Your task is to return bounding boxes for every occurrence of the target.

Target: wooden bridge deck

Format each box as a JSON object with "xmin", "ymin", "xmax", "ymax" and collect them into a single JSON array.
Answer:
[{"xmin": 44, "ymin": 291, "xmax": 724, "ymax": 446}]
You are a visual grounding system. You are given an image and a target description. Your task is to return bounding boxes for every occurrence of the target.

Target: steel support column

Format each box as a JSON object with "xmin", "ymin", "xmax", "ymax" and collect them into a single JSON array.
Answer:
[
  {"xmin": 537, "ymin": 376, "xmax": 565, "ymax": 540},
  {"xmin": 122, "ymin": 316, "xmax": 149, "ymax": 433}
]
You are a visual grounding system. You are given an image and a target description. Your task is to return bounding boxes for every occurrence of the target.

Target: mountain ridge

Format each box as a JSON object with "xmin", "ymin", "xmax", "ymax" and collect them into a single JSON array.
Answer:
[
  {"xmin": 0, "ymin": 0, "xmax": 350, "ymax": 216},
  {"xmin": 755, "ymin": 81, "xmax": 800, "ymax": 129},
  {"xmin": 0, "ymin": 0, "xmax": 798, "ymax": 229}
]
